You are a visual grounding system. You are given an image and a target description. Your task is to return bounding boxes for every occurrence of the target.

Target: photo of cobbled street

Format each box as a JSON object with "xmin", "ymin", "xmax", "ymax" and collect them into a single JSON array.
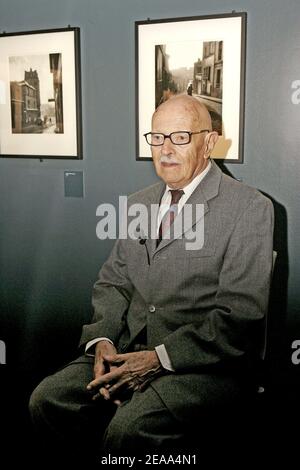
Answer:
[{"xmin": 155, "ymin": 40, "xmax": 223, "ymax": 134}]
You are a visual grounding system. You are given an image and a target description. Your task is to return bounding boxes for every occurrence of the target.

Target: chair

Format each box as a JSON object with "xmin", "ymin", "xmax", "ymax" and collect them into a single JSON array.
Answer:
[{"xmin": 257, "ymin": 249, "xmax": 277, "ymax": 394}]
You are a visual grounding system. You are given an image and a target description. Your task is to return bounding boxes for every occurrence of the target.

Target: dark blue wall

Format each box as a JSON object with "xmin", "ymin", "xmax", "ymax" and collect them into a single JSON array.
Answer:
[{"xmin": 0, "ymin": 0, "xmax": 299, "ymax": 459}]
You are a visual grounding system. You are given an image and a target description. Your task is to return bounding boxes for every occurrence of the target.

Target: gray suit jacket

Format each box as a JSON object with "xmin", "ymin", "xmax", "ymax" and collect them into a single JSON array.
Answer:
[{"xmin": 80, "ymin": 160, "xmax": 274, "ymax": 418}]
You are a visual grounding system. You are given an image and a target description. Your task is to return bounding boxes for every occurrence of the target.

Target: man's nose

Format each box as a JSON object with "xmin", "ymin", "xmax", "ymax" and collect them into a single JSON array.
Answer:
[{"xmin": 161, "ymin": 136, "xmax": 174, "ymax": 155}]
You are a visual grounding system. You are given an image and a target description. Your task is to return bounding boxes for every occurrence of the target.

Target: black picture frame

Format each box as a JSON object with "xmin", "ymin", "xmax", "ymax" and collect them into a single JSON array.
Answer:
[
  {"xmin": 0, "ymin": 26, "xmax": 82, "ymax": 159},
  {"xmin": 135, "ymin": 12, "xmax": 246, "ymax": 163}
]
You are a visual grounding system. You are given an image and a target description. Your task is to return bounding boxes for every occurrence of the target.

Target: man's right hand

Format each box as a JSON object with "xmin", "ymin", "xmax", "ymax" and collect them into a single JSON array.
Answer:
[
  {"xmin": 88, "ymin": 340, "xmax": 122, "ymax": 404},
  {"xmin": 93, "ymin": 340, "xmax": 117, "ymax": 379}
]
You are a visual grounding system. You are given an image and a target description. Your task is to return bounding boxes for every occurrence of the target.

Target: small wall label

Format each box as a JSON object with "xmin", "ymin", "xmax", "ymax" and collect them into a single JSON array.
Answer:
[{"xmin": 0, "ymin": 340, "xmax": 6, "ymax": 364}]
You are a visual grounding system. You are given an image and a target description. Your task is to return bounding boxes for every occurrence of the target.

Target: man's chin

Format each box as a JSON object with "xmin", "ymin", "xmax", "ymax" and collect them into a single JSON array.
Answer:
[
  {"xmin": 161, "ymin": 175, "xmax": 182, "ymax": 188},
  {"xmin": 154, "ymin": 163, "xmax": 183, "ymax": 186},
  {"xmin": 159, "ymin": 164, "xmax": 182, "ymax": 181}
]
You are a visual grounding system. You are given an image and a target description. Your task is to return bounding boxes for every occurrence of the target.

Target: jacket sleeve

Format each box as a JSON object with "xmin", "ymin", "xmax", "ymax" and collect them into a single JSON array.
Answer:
[
  {"xmin": 79, "ymin": 238, "xmax": 134, "ymax": 347},
  {"xmin": 162, "ymin": 192, "xmax": 274, "ymax": 371}
]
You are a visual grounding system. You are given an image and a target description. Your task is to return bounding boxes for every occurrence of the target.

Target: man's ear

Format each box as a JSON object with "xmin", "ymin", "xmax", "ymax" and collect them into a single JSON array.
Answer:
[{"xmin": 204, "ymin": 131, "xmax": 219, "ymax": 158}]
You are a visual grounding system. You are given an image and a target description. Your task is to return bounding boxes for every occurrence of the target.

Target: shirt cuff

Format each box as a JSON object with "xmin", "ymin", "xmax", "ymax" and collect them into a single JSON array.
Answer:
[
  {"xmin": 85, "ymin": 337, "xmax": 114, "ymax": 357},
  {"xmin": 155, "ymin": 344, "xmax": 175, "ymax": 372}
]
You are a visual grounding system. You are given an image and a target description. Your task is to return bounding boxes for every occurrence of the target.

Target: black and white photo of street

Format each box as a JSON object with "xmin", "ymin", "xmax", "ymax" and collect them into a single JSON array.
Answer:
[
  {"xmin": 9, "ymin": 54, "xmax": 64, "ymax": 134},
  {"xmin": 155, "ymin": 40, "xmax": 223, "ymax": 134}
]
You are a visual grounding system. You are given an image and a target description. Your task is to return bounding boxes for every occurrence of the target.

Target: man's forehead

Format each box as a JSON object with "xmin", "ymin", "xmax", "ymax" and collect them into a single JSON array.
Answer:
[{"xmin": 152, "ymin": 105, "xmax": 200, "ymax": 129}]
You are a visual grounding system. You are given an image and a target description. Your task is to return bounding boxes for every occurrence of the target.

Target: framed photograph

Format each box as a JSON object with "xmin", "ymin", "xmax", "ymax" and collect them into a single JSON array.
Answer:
[
  {"xmin": 135, "ymin": 13, "xmax": 246, "ymax": 162},
  {"xmin": 0, "ymin": 27, "xmax": 82, "ymax": 159}
]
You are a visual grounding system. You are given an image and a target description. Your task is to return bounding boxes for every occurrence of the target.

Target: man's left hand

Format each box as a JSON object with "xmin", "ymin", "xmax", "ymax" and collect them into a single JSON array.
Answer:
[{"xmin": 87, "ymin": 350, "xmax": 164, "ymax": 403}]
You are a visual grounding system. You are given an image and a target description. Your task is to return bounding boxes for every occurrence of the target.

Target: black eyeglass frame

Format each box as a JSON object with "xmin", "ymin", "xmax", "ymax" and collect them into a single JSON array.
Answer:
[{"xmin": 143, "ymin": 130, "xmax": 210, "ymax": 146}]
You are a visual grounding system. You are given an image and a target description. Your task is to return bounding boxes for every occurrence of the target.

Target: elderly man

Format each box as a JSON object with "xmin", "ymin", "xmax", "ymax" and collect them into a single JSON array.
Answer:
[{"xmin": 29, "ymin": 95, "xmax": 274, "ymax": 458}]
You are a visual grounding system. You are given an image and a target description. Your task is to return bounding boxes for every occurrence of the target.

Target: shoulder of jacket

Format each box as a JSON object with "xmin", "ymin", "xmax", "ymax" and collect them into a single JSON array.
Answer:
[
  {"xmin": 216, "ymin": 173, "xmax": 274, "ymax": 226},
  {"xmin": 220, "ymin": 173, "xmax": 272, "ymax": 205}
]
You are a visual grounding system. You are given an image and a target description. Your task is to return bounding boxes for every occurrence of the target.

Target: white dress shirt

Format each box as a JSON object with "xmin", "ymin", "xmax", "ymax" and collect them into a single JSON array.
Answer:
[
  {"xmin": 157, "ymin": 161, "xmax": 211, "ymax": 234},
  {"xmin": 86, "ymin": 161, "xmax": 212, "ymax": 371}
]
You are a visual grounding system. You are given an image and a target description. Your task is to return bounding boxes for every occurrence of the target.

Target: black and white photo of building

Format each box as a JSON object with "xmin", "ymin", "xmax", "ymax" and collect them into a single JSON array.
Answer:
[{"xmin": 9, "ymin": 54, "xmax": 64, "ymax": 134}]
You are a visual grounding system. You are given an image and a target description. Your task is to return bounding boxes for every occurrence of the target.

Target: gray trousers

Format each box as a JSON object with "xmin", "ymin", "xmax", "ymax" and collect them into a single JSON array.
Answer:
[{"xmin": 29, "ymin": 354, "xmax": 245, "ymax": 460}]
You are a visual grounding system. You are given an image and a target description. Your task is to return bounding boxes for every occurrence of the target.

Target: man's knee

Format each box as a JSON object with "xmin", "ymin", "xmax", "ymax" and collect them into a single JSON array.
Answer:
[
  {"xmin": 29, "ymin": 356, "xmax": 94, "ymax": 420},
  {"xmin": 29, "ymin": 376, "xmax": 54, "ymax": 421}
]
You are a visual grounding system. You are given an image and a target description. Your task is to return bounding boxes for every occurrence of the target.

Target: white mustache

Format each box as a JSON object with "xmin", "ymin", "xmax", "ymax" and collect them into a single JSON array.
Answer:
[{"xmin": 160, "ymin": 156, "xmax": 181, "ymax": 164}]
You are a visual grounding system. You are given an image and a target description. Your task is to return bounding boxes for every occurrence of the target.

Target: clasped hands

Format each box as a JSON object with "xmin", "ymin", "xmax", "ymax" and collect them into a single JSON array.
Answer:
[{"xmin": 87, "ymin": 340, "xmax": 164, "ymax": 405}]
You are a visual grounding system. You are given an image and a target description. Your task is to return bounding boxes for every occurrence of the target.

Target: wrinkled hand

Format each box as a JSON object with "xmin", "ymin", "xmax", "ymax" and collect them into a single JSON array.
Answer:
[
  {"xmin": 87, "ymin": 350, "xmax": 164, "ymax": 404},
  {"xmin": 93, "ymin": 340, "xmax": 118, "ymax": 376},
  {"xmin": 89, "ymin": 340, "xmax": 120, "ymax": 404},
  {"xmin": 93, "ymin": 340, "xmax": 118, "ymax": 378}
]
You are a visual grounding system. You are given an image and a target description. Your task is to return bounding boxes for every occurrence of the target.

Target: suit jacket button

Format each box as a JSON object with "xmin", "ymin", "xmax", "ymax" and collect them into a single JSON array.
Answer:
[{"xmin": 149, "ymin": 305, "xmax": 156, "ymax": 313}]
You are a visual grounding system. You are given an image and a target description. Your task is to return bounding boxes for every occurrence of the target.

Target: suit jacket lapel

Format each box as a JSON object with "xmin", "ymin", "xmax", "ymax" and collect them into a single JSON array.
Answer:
[{"xmin": 137, "ymin": 182, "xmax": 165, "ymax": 256}]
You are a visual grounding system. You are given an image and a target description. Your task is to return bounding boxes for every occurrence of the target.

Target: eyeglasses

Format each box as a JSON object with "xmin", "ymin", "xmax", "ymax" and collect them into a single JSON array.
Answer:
[{"xmin": 143, "ymin": 130, "xmax": 209, "ymax": 146}]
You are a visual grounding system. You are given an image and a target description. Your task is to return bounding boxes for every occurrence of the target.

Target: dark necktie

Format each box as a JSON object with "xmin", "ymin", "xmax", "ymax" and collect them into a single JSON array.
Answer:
[{"xmin": 157, "ymin": 189, "xmax": 184, "ymax": 246}]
